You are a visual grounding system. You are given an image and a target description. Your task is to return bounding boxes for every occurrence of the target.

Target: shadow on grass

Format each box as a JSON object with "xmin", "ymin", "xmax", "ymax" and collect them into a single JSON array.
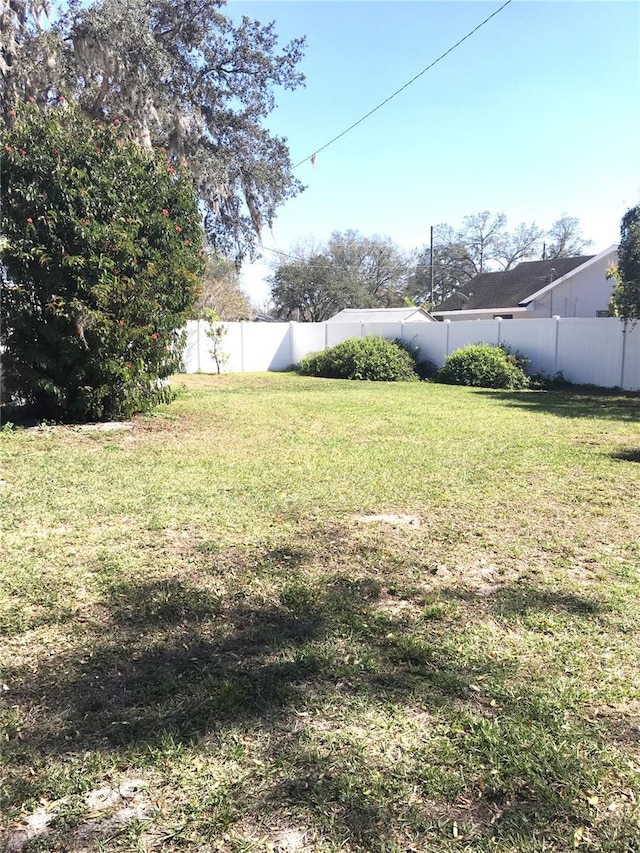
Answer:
[
  {"xmin": 5, "ymin": 571, "xmax": 474, "ymax": 750},
  {"xmin": 472, "ymin": 386, "xmax": 640, "ymax": 422},
  {"xmin": 444, "ymin": 584, "xmax": 605, "ymax": 619},
  {"xmin": 2, "ymin": 528, "xmax": 633, "ymax": 850},
  {"xmin": 611, "ymin": 446, "xmax": 640, "ymax": 463}
]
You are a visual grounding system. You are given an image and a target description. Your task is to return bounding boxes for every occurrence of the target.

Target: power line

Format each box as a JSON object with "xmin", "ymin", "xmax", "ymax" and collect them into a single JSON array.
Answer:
[
  {"xmin": 259, "ymin": 244, "xmax": 306, "ymax": 263},
  {"xmin": 292, "ymin": 0, "xmax": 513, "ymax": 169},
  {"xmin": 255, "ymin": 1, "xmax": 515, "ymax": 268}
]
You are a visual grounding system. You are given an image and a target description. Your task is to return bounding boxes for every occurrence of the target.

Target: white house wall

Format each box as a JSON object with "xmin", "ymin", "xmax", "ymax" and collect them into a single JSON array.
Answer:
[
  {"xmin": 526, "ymin": 251, "xmax": 615, "ymax": 319},
  {"xmin": 433, "ymin": 308, "xmax": 527, "ymax": 321}
]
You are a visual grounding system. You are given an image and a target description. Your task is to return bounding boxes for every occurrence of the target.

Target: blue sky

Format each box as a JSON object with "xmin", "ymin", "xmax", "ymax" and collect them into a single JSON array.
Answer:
[{"xmin": 226, "ymin": 0, "xmax": 640, "ymax": 305}]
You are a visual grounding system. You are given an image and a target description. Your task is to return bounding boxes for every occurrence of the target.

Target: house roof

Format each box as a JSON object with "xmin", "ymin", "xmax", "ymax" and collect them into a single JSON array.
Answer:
[
  {"xmin": 520, "ymin": 245, "xmax": 617, "ymax": 304},
  {"xmin": 327, "ymin": 307, "xmax": 434, "ymax": 323},
  {"xmin": 434, "ymin": 256, "xmax": 594, "ymax": 313}
]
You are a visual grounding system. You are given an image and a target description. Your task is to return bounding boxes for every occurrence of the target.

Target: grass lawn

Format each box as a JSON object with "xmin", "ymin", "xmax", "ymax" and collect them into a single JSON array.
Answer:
[{"xmin": 1, "ymin": 373, "xmax": 639, "ymax": 852}]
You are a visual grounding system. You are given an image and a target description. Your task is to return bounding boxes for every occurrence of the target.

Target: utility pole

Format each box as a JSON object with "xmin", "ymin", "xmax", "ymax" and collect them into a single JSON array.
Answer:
[{"xmin": 430, "ymin": 225, "xmax": 435, "ymax": 309}]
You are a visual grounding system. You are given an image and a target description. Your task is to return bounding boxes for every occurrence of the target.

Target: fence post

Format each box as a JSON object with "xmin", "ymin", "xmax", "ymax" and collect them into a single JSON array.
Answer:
[
  {"xmin": 324, "ymin": 321, "xmax": 329, "ymax": 351},
  {"xmin": 196, "ymin": 320, "xmax": 201, "ymax": 372},
  {"xmin": 240, "ymin": 322, "xmax": 245, "ymax": 373},
  {"xmin": 496, "ymin": 317, "xmax": 502, "ymax": 345},
  {"xmin": 289, "ymin": 321, "xmax": 294, "ymax": 368},
  {"xmin": 445, "ymin": 319, "xmax": 451, "ymax": 356},
  {"xmin": 620, "ymin": 320, "xmax": 628, "ymax": 390},
  {"xmin": 553, "ymin": 316, "xmax": 560, "ymax": 376},
  {"xmin": 361, "ymin": 321, "xmax": 365, "ymax": 338}
]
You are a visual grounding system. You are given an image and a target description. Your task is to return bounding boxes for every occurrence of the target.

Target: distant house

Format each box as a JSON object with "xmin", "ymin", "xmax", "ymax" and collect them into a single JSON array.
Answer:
[
  {"xmin": 431, "ymin": 245, "xmax": 617, "ymax": 321},
  {"xmin": 327, "ymin": 307, "xmax": 435, "ymax": 323}
]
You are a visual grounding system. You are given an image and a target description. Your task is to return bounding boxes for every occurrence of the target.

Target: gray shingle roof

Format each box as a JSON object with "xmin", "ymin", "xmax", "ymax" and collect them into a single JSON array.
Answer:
[{"xmin": 435, "ymin": 256, "xmax": 593, "ymax": 312}]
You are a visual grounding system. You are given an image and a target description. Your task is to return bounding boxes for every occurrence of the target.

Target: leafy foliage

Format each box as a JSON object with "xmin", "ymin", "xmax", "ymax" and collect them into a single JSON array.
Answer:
[
  {"xmin": 194, "ymin": 256, "xmax": 251, "ymax": 320},
  {"xmin": 269, "ymin": 231, "xmax": 414, "ymax": 321},
  {"xmin": 0, "ymin": 102, "xmax": 205, "ymax": 421},
  {"xmin": 1, "ymin": 0, "xmax": 305, "ymax": 261},
  {"xmin": 270, "ymin": 253, "xmax": 359, "ymax": 322},
  {"xmin": 436, "ymin": 344, "xmax": 529, "ymax": 389},
  {"xmin": 545, "ymin": 215, "xmax": 593, "ymax": 259},
  {"xmin": 298, "ymin": 336, "xmax": 418, "ymax": 382},
  {"xmin": 609, "ymin": 204, "xmax": 640, "ymax": 321},
  {"xmin": 202, "ymin": 309, "xmax": 230, "ymax": 374}
]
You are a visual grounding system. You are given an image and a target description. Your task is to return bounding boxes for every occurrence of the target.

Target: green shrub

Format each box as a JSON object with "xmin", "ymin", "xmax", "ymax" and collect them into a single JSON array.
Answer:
[
  {"xmin": 394, "ymin": 338, "xmax": 438, "ymax": 380},
  {"xmin": 436, "ymin": 343, "xmax": 529, "ymax": 389},
  {"xmin": 299, "ymin": 335, "xmax": 418, "ymax": 381},
  {"xmin": 498, "ymin": 343, "xmax": 529, "ymax": 373},
  {"xmin": 0, "ymin": 102, "xmax": 204, "ymax": 422}
]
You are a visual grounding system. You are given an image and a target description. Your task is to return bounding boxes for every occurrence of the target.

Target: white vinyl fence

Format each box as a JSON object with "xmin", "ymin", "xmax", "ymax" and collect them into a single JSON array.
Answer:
[{"xmin": 183, "ymin": 317, "xmax": 640, "ymax": 392}]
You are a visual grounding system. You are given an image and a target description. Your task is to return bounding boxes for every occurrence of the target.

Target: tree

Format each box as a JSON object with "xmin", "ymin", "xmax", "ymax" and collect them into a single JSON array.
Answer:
[
  {"xmin": 410, "ymin": 212, "xmax": 591, "ymax": 308},
  {"xmin": 609, "ymin": 204, "xmax": 640, "ymax": 321},
  {"xmin": 326, "ymin": 230, "xmax": 414, "ymax": 307},
  {"xmin": 408, "ymin": 214, "xmax": 543, "ymax": 308},
  {"xmin": 494, "ymin": 221, "xmax": 545, "ymax": 270},
  {"xmin": 269, "ymin": 253, "xmax": 364, "ymax": 322},
  {"xmin": 268, "ymin": 231, "xmax": 414, "ymax": 321},
  {"xmin": 202, "ymin": 309, "xmax": 230, "ymax": 373},
  {"xmin": 1, "ymin": 0, "xmax": 305, "ymax": 261},
  {"xmin": 408, "ymin": 234, "xmax": 474, "ymax": 307},
  {"xmin": 0, "ymin": 102, "xmax": 205, "ymax": 420},
  {"xmin": 449, "ymin": 211, "xmax": 546, "ymax": 274},
  {"xmin": 0, "ymin": 1, "xmax": 57, "ymax": 116},
  {"xmin": 194, "ymin": 256, "xmax": 251, "ymax": 320},
  {"xmin": 545, "ymin": 215, "xmax": 593, "ymax": 258},
  {"xmin": 457, "ymin": 211, "xmax": 507, "ymax": 275}
]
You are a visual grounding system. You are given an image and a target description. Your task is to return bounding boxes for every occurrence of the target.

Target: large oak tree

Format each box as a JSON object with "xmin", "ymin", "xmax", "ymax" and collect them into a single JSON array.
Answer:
[{"xmin": 1, "ymin": 0, "xmax": 305, "ymax": 260}]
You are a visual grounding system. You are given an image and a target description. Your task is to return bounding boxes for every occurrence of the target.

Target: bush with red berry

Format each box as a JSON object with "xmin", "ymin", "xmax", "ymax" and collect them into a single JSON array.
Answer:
[{"xmin": 1, "ymin": 102, "xmax": 205, "ymax": 421}]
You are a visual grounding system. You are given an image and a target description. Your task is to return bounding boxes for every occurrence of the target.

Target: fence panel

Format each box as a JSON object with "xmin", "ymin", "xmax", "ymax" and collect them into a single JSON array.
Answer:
[
  {"xmin": 183, "ymin": 320, "xmax": 244, "ymax": 373},
  {"xmin": 291, "ymin": 323, "xmax": 326, "ymax": 364},
  {"xmin": 183, "ymin": 321, "xmax": 200, "ymax": 373},
  {"xmin": 237, "ymin": 323, "xmax": 291, "ymax": 372},
  {"xmin": 621, "ymin": 323, "xmax": 640, "ymax": 391},
  {"xmin": 499, "ymin": 318, "xmax": 559, "ymax": 377},
  {"xmin": 326, "ymin": 322, "xmax": 362, "ymax": 347},
  {"xmin": 182, "ymin": 317, "xmax": 639, "ymax": 391},
  {"xmin": 447, "ymin": 319, "xmax": 501, "ymax": 354},
  {"xmin": 211, "ymin": 323, "xmax": 244, "ymax": 373},
  {"xmin": 555, "ymin": 318, "xmax": 624, "ymax": 388},
  {"xmin": 361, "ymin": 321, "xmax": 404, "ymax": 340},
  {"xmin": 403, "ymin": 323, "xmax": 449, "ymax": 366}
]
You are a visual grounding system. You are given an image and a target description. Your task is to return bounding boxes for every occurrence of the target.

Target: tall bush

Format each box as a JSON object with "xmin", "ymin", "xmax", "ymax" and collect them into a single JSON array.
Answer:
[
  {"xmin": 1, "ymin": 102, "xmax": 205, "ymax": 420},
  {"xmin": 298, "ymin": 336, "xmax": 418, "ymax": 381},
  {"xmin": 608, "ymin": 204, "xmax": 640, "ymax": 321},
  {"xmin": 436, "ymin": 343, "xmax": 529, "ymax": 389}
]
